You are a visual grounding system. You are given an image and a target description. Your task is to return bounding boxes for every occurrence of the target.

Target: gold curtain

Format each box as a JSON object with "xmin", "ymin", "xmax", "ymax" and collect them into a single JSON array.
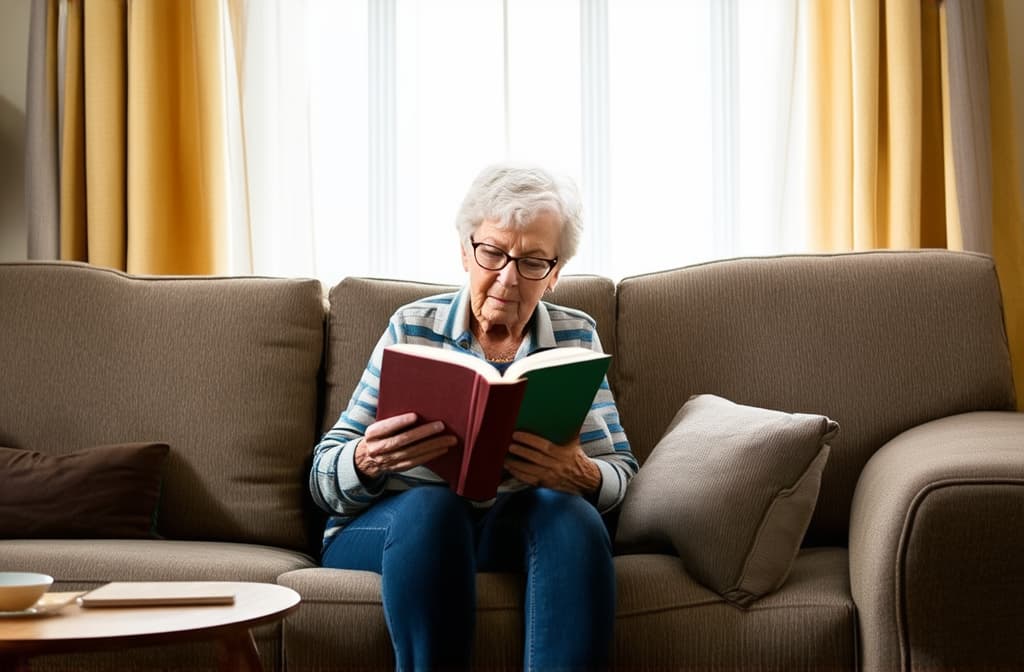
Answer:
[
  {"xmin": 27, "ymin": 0, "xmax": 233, "ymax": 274},
  {"xmin": 807, "ymin": 0, "xmax": 1024, "ymax": 407},
  {"xmin": 985, "ymin": 0, "xmax": 1024, "ymax": 412}
]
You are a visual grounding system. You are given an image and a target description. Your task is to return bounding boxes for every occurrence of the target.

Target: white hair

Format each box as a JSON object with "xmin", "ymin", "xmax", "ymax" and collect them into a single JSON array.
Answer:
[{"xmin": 454, "ymin": 163, "xmax": 583, "ymax": 262}]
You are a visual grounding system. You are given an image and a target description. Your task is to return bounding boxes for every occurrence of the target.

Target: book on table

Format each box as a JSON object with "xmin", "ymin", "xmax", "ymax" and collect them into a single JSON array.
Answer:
[
  {"xmin": 78, "ymin": 582, "xmax": 236, "ymax": 607},
  {"xmin": 376, "ymin": 343, "xmax": 612, "ymax": 501}
]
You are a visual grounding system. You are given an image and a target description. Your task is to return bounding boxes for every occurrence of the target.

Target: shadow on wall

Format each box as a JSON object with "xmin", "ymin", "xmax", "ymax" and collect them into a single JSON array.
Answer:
[{"xmin": 0, "ymin": 95, "xmax": 27, "ymax": 261}]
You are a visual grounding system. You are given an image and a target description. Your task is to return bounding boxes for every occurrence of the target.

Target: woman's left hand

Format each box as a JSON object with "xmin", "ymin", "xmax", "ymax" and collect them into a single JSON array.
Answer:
[{"xmin": 504, "ymin": 431, "xmax": 602, "ymax": 496}]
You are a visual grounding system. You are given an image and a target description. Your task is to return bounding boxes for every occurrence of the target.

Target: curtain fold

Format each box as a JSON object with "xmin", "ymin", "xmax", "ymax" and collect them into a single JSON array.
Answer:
[
  {"xmin": 984, "ymin": 0, "xmax": 1024, "ymax": 408},
  {"xmin": 807, "ymin": 0, "xmax": 947, "ymax": 250},
  {"xmin": 25, "ymin": 0, "xmax": 59, "ymax": 260},
  {"xmin": 944, "ymin": 0, "xmax": 993, "ymax": 253},
  {"xmin": 83, "ymin": 0, "xmax": 126, "ymax": 269},
  {"xmin": 24, "ymin": 0, "xmax": 236, "ymax": 275},
  {"xmin": 807, "ymin": 0, "xmax": 1024, "ymax": 407}
]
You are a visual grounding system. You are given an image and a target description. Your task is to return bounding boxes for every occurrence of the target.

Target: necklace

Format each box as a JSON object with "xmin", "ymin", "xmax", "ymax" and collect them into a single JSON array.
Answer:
[{"xmin": 484, "ymin": 342, "xmax": 520, "ymax": 363}]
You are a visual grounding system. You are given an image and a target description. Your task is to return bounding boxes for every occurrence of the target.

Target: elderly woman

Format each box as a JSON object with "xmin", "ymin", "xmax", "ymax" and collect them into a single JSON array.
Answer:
[{"xmin": 310, "ymin": 163, "xmax": 637, "ymax": 671}]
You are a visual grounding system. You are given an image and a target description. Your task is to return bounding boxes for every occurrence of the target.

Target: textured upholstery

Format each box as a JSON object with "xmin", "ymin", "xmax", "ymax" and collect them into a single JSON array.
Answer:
[
  {"xmin": 2, "ymin": 252, "xmax": 1018, "ymax": 672},
  {"xmin": 615, "ymin": 250, "xmax": 1017, "ymax": 545},
  {"xmin": 849, "ymin": 411, "xmax": 1024, "ymax": 671},
  {"xmin": 613, "ymin": 548, "xmax": 855, "ymax": 671},
  {"xmin": 0, "ymin": 539, "xmax": 315, "ymax": 586},
  {"xmin": 279, "ymin": 548, "xmax": 855, "ymax": 672},
  {"xmin": 0, "ymin": 261, "xmax": 325, "ymax": 552}
]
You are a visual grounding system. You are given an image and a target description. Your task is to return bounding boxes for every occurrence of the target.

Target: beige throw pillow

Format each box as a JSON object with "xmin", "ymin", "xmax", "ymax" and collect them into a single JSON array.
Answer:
[{"xmin": 615, "ymin": 394, "xmax": 838, "ymax": 606}]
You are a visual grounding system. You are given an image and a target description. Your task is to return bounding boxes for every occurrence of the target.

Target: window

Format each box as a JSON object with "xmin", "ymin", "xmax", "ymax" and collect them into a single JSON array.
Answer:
[{"xmin": 239, "ymin": 0, "xmax": 806, "ymax": 286}]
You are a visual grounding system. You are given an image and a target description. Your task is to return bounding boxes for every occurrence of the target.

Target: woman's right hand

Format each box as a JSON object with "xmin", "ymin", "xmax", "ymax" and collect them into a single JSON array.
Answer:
[{"xmin": 354, "ymin": 412, "xmax": 456, "ymax": 480}]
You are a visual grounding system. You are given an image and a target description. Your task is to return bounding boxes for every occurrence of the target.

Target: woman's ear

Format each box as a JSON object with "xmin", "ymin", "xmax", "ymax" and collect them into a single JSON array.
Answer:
[
  {"xmin": 546, "ymin": 265, "xmax": 561, "ymax": 293},
  {"xmin": 460, "ymin": 241, "xmax": 470, "ymax": 272}
]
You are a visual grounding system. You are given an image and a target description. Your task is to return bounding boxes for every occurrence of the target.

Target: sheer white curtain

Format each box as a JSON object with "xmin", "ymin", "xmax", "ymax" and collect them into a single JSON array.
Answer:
[{"xmin": 235, "ymin": 0, "xmax": 806, "ymax": 287}]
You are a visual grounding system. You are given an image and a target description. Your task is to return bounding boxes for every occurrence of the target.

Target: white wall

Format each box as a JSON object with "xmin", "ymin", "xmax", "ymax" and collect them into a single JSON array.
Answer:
[{"xmin": 0, "ymin": 0, "xmax": 30, "ymax": 262}]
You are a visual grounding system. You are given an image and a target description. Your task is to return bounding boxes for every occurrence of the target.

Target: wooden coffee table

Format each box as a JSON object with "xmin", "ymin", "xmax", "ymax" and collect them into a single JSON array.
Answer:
[{"xmin": 0, "ymin": 581, "xmax": 300, "ymax": 671}]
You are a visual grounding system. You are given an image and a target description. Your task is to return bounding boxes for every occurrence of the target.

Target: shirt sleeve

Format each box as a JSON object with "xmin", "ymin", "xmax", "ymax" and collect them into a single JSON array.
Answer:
[
  {"xmin": 576, "ymin": 329, "xmax": 639, "ymax": 513},
  {"xmin": 308, "ymin": 317, "xmax": 399, "ymax": 517}
]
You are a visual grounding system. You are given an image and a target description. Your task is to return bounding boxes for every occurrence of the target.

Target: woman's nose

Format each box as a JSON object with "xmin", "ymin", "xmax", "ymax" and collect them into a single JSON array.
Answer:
[{"xmin": 497, "ymin": 260, "xmax": 519, "ymax": 286}]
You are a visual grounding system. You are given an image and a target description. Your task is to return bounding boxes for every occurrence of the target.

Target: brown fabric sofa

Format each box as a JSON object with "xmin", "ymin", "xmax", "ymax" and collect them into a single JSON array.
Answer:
[{"xmin": 1, "ymin": 249, "xmax": 1021, "ymax": 671}]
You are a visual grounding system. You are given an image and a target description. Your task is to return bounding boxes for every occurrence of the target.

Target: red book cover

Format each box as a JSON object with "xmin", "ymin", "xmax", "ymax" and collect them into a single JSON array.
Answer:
[
  {"xmin": 377, "ymin": 343, "xmax": 609, "ymax": 500},
  {"xmin": 377, "ymin": 347, "xmax": 526, "ymax": 500}
]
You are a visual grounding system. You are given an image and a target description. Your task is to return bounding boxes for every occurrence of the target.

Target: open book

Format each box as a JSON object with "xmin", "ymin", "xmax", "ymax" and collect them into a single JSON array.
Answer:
[{"xmin": 376, "ymin": 343, "xmax": 611, "ymax": 500}]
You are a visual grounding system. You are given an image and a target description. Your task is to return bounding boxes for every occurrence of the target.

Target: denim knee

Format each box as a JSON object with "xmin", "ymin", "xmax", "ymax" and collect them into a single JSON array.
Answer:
[
  {"xmin": 385, "ymin": 486, "xmax": 474, "ymax": 549},
  {"xmin": 519, "ymin": 488, "xmax": 611, "ymax": 551}
]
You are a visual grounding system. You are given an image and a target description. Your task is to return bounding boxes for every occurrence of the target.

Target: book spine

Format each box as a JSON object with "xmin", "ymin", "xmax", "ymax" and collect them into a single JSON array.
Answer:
[
  {"xmin": 456, "ymin": 375, "xmax": 487, "ymax": 496},
  {"xmin": 457, "ymin": 381, "xmax": 527, "ymax": 501}
]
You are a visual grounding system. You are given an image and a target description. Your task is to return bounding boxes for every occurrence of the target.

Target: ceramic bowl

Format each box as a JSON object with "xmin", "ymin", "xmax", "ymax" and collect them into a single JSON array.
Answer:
[{"xmin": 0, "ymin": 572, "xmax": 54, "ymax": 611}]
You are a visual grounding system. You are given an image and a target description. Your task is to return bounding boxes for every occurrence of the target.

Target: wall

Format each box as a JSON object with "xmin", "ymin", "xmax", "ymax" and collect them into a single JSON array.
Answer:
[{"xmin": 0, "ymin": 0, "xmax": 30, "ymax": 261}]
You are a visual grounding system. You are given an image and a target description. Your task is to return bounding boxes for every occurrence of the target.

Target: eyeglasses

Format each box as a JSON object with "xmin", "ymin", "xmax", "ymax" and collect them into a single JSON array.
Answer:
[{"xmin": 469, "ymin": 236, "xmax": 559, "ymax": 280}]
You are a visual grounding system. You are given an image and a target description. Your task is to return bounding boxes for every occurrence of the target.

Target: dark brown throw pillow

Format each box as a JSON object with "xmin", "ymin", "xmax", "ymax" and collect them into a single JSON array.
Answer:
[{"xmin": 0, "ymin": 442, "xmax": 170, "ymax": 539}]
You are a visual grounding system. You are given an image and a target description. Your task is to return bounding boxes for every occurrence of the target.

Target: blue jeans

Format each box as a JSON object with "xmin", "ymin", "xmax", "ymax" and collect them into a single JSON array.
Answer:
[{"xmin": 322, "ymin": 486, "xmax": 615, "ymax": 671}]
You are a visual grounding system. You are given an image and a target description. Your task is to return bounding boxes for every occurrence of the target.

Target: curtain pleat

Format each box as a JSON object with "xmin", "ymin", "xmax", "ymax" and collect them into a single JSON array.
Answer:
[
  {"xmin": 83, "ymin": 0, "xmax": 127, "ymax": 269},
  {"xmin": 24, "ymin": 0, "xmax": 233, "ymax": 275},
  {"xmin": 25, "ymin": 0, "xmax": 60, "ymax": 260},
  {"xmin": 126, "ymin": 0, "xmax": 229, "ymax": 275},
  {"xmin": 879, "ymin": 0, "xmax": 922, "ymax": 248},
  {"xmin": 945, "ymin": 0, "xmax": 994, "ymax": 254},
  {"xmin": 919, "ymin": 0, "xmax": 947, "ymax": 249},
  {"xmin": 808, "ymin": 0, "xmax": 943, "ymax": 250},
  {"xmin": 983, "ymin": 0, "xmax": 1024, "ymax": 407},
  {"xmin": 58, "ymin": 0, "xmax": 85, "ymax": 262}
]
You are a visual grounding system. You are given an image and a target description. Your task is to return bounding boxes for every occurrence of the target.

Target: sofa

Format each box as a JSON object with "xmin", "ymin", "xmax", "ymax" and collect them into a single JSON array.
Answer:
[{"xmin": 1, "ymin": 249, "xmax": 1021, "ymax": 671}]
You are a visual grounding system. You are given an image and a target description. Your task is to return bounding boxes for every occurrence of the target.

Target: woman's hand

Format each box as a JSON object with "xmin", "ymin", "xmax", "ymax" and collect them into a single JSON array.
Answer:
[
  {"xmin": 504, "ymin": 431, "xmax": 602, "ymax": 496},
  {"xmin": 355, "ymin": 412, "xmax": 456, "ymax": 481}
]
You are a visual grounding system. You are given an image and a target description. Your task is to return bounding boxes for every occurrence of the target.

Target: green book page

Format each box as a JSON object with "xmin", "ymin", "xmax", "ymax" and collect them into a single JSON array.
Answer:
[{"xmin": 513, "ymin": 356, "xmax": 611, "ymax": 445}]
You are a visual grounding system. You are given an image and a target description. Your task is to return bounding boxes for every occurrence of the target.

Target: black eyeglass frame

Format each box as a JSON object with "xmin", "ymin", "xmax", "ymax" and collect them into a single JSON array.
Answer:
[{"xmin": 469, "ymin": 236, "xmax": 559, "ymax": 280}]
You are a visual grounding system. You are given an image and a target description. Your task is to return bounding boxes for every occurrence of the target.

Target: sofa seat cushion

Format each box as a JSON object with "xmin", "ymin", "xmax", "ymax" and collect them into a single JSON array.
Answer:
[
  {"xmin": 278, "ymin": 567, "xmax": 527, "ymax": 671},
  {"xmin": 0, "ymin": 539, "xmax": 316, "ymax": 590},
  {"xmin": 615, "ymin": 547, "xmax": 855, "ymax": 670},
  {"xmin": 277, "ymin": 548, "xmax": 854, "ymax": 671}
]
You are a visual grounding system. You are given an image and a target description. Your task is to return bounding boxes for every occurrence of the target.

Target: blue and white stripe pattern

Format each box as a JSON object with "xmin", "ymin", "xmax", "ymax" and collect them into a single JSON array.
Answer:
[{"xmin": 309, "ymin": 286, "xmax": 638, "ymax": 547}]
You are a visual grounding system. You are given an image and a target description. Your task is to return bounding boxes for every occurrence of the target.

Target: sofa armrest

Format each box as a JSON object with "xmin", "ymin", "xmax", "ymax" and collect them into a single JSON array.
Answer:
[{"xmin": 849, "ymin": 411, "xmax": 1024, "ymax": 671}]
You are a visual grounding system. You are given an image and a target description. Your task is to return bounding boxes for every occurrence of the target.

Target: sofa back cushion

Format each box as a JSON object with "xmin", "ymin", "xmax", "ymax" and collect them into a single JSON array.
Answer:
[
  {"xmin": 0, "ymin": 262, "xmax": 324, "ymax": 552},
  {"xmin": 614, "ymin": 250, "xmax": 1016, "ymax": 545},
  {"xmin": 323, "ymin": 275, "xmax": 617, "ymax": 436}
]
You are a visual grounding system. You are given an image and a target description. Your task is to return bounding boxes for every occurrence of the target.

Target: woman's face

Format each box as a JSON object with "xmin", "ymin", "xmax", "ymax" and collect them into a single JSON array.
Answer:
[{"xmin": 461, "ymin": 213, "xmax": 562, "ymax": 337}]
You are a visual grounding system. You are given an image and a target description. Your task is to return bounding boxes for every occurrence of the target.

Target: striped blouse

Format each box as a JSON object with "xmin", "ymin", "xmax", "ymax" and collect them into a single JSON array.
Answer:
[{"xmin": 309, "ymin": 286, "xmax": 638, "ymax": 547}]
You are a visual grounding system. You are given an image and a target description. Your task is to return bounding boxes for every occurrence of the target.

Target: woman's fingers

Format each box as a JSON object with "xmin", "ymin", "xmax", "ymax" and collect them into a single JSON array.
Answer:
[
  {"xmin": 384, "ymin": 434, "xmax": 457, "ymax": 472},
  {"xmin": 369, "ymin": 420, "xmax": 447, "ymax": 454},
  {"xmin": 358, "ymin": 415, "xmax": 453, "ymax": 479},
  {"xmin": 362, "ymin": 430, "xmax": 454, "ymax": 473},
  {"xmin": 365, "ymin": 412, "xmax": 419, "ymax": 440}
]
